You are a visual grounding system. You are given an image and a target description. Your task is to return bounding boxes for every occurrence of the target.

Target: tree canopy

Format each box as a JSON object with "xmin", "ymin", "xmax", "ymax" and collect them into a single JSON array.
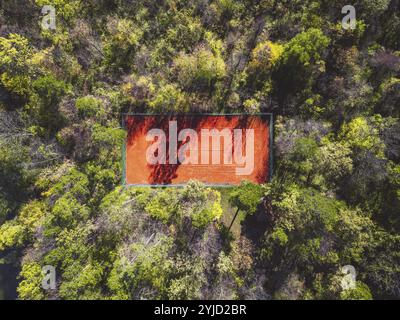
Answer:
[{"xmin": 0, "ymin": 0, "xmax": 399, "ymax": 300}]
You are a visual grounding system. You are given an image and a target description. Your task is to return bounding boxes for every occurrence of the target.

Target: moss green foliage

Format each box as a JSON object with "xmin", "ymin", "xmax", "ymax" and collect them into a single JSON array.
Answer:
[
  {"xmin": 149, "ymin": 83, "xmax": 188, "ymax": 112},
  {"xmin": 340, "ymin": 281, "xmax": 373, "ymax": 300},
  {"xmin": 145, "ymin": 181, "xmax": 223, "ymax": 228},
  {"xmin": 274, "ymin": 28, "xmax": 330, "ymax": 99},
  {"xmin": 103, "ymin": 18, "xmax": 145, "ymax": 72},
  {"xmin": 75, "ymin": 96, "xmax": 104, "ymax": 119},
  {"xmin": 145, "ymin": 189, "xmax": 180, "ymax": 223},
  {"xmin": 229, "ymin": 181, "xmax": 263, "ymax": 216},
  {"xmin": 0, "ymin": 34, "xmax": 34, "ymax": 97},
  {"xmin": 173, "ymin": 47, "xmax": 226, "ymax": 92},
  {"xmin": 339, "ymin": 117, "xmax": 385, "ymax": 157},
  {"xmin": 17, "ymin": 262, "xmax": 45, "ymax": 300},
  {"xmin": 0, "ymin": 0, "xmax": 399, "ymax": 300},
  {"xmin": 29, "ymin": 75, "xmax": 69, "ymax": 134}
]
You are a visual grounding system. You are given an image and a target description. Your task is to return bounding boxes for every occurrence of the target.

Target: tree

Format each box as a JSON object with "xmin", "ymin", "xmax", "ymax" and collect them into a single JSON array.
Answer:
[
  {"xmin": 58, "ymin": 262, "xmax": 103, "ymax": 300},
  {"xmin": 185, "ymin": 184, "xmax": 223, "ymax": 229},
  {"xmin": 103, "ymin": 18, "xmax": 145, "ymax": 72},
  {"xmin": 108, "ymin": 236, "xmax": 174, "ymax": 299},
  {"xmin": 173, "ymin": 46, "xmax": 226, "ymax": 91},
  {"xmin": 273, "ymin": 28, "xmax": 330, "ymax": 103},
  {"xmin": 228, "ymin": 181, "xmax": 263, "ymax": 232},
  {"xmin": 149, "ymin": 83, "xmax": 188, "ymax": 112},
  {"xmin": 0, "ymin": 221, "xmax": 25, "ymax": 251},
  {"xmin": 17, "ymin": 262, "xmax": 45, "ymax": 300},
  {"xmin": 145, "ymin": 189, "xmax": 180, "ymax": 224},
  {"xmin": 261, "ymin": 181, "xmax": 376, "ymax": 298},
  {"xmin": 167, "ymin": 255, "xmax": 205, "ymax": 300},
  {"xmin": 28, "ymin": 75, "xmax": 69, "ymax": 134},
  {"xmin": 247, "ymin": 40, "xmax": 283, "ymax": 89},
  {"xmin": 380, "ymin": 14, "xmax": 400, "ymax": 50},
  {"xmin": 1, "ymin": 0, "xmax": 399, "ymax": 301},
  {"xmin": 374, "ymin": 77, "xmax": 400, "ymax": 117},
  {"xmin": 339, "ymin": 117, "xmax": 385, "ymax": 157},
  {"xmin": 363, "ymin": 231, "xmax": 400, "ymax": 298},
  {"xmin": 0, "ymin": 143, "xmax": 31, "ymax": 217},
  {"xmin": 75, "ymin": 96, "xmax": 104, "ymax": 120},
  {"xmin": 44, "ymin": 195, "xmax": 89, "ymax": 237},
  {"xmin": 35, "ymin": 0, "xmax": 81, "ymax": 23},
  {"xmin": 0, "ymin": 200, "xmax": 48, "ymax": 251},
  {"xmin": 340, "ymin": 282, "xmax": 373, "ymax": 300},
  {"xmin": 0, "ymin": 34, "xmax": 34, "ymax": 97}
]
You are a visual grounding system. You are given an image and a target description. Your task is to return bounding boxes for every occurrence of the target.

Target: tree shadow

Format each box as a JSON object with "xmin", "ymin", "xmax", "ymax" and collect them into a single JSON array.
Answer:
[{"xmin": 241, "ymin": 204, "xmax": 270, "ymax": 246}]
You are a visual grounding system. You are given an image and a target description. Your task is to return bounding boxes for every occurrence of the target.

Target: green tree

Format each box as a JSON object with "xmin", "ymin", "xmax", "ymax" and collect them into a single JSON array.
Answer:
[
  {"xmin": 173, "ymin": 47, "xmax": 226, "ymax": 91},
  {"xmin": 17, "ymin": 262, "xmax": 45, "ymax": 300},
  {"xmin": 108, "ymin": 236, "xmax": 173, "ymax": 299},
  {"xmin": 103, "ymin": 18, "xmax": 145, "ymax": 72},
  {"xmin": 340, "ymin": 282, "xmax": 373, "ymax": 300},
  {"xmin": 0, "ymin": 34, "xmax": 34, "ymax": 97},
  {"xmin": 27, "ymin": 75, "xmax": 69, "ymax": 134},
  {"xmin": 149, "ymin": 83, "xmax": 188, "ymax": 112},
  {"xmin": 228, "ymin": 181, "xmax": 263, "ymax": 231},
  {"xmin": 75, "ymin": 96, "xmax": 104, "ymax": 119},
  {"xmin": 182, "ymin": 182, "xmax": 223, "ymax": 229},
  {"xmin": 273, "ymin": 28, "xmax": 330, "ymax": 103},
  {"xmin": 145, "ymin": 189, "xmax": 180, "ymax": 224}
]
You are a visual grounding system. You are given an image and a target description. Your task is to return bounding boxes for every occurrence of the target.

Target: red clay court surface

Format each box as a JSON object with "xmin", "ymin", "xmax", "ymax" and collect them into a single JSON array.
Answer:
[{"xmin": 124, "ymin": 114, "xmax": 271, "ymax": 185}]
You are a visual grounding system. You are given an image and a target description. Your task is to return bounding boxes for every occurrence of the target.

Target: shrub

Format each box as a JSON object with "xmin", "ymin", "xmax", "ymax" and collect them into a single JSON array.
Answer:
[
  {"xmin": 273, "ymin": 28, "xmax": 330, "ymax": 98},
  {"xmin": 0, "ymin": 222, "xmax": 25, "ymax": 251},
  {"xmin": 149, "ymin": 83, "xmax": 188, "ymax": 112},
  {"xmin": 29, "ymin": 75, "xmax": 69, "ymax": 134},
  {"xmin": 146, "ymin": 190, "xmax": 179, "ymax": 223},
  {"xmin": 249, "ymin": 41, "xmax": 284, "ymax": 73},
  {"xmin": 229, "ymin": 181, "xmax": 264, "ymax": 216},
  {"xmin": 173, "ymin": 47, "xmax": 226, "ymax": 91},
  {"xmin": 17, "ymin": 262, "xmax": 45, "ymax": 300},
  {"xmin": 0, "ymin": 34, "xmax": 33, "ymax": 97},
  {"xmin": 103, "ymin": 18, "xmax": 144, "ymax": 72},
  {"xmin": 243, "ymin": 98, "xmax": 260, "ymax": 113},
  {"xmin": 190, "ymin": 189, "xmax": 222, "ymax": 229},
  {"xmin": 76, "ymin": 96, "xmax": 104, "ymax": 119},
  {"xmin": 340, "ymin": 282, "xmax": 373, "ymax": 300},
  {"xmin": 339, "ymin": 117, "xmax": 385, "ymax": 157}
]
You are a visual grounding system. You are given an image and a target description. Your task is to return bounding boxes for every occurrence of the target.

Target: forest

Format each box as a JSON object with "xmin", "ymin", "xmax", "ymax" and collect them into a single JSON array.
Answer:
[{"xmin": 0, "ymin": 0, "xmax": 399, "ymax": 300}]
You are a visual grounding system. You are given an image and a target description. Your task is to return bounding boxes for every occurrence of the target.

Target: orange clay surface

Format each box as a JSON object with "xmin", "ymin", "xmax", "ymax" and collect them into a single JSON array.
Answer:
[{"xmin": 125, "ymin": 115, "xmax": 270, "ymax": 185}]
